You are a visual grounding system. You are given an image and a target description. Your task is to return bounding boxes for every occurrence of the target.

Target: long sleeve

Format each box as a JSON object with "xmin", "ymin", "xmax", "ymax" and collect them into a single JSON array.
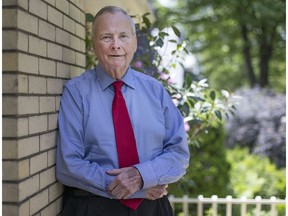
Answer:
[
  {"xmin": 56, "ymin": 82, "xmax": 114, "ymax": 197},
  {"xmin": 134, "ymin": 86, "xmax": 190, "ymax": 189}
]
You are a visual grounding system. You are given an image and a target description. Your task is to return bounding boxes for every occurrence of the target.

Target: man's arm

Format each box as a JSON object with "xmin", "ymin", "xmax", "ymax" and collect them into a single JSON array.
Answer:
[
  {"xmin": 56, "ymin": 84, "xmax": 114, "ymax": 196},
  {"xmin": 134, "ymin": 87, "xmax": 190, "ymax": 189}
]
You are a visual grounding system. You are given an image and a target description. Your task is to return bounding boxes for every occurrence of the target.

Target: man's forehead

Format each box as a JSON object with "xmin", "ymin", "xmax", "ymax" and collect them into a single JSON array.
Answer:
[
  {"xmin": 95, "ymin": 13, "xmax": 133, "ymax": 33},
  {"xmin": 96, "ymin": 11, "xmax": 129, "ymax": 21}
]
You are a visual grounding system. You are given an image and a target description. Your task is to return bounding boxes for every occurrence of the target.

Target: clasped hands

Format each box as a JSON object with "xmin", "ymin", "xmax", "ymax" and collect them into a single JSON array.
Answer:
[{"xmin": 106, "ymin": 166, "xmax": 168, "ymax": 200}]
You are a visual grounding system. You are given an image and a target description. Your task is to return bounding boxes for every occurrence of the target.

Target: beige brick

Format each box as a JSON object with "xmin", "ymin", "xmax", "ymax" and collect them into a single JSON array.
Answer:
[
  {"xmin": 2, "ymin": 137, "xmax": 38, "ymax": 160},
  {"xmin": 3, "ymin": 136, "xmax": 41, "ymax": 160},
  {"xmin": 56, "ymin": 197, "xmax": 63, "ymax": 215},
  {"xmin": 18, "ymin": 136, "xmax": 40, "ymax": 158},
  {"xmin": 3, "ymin": 30, "xmax": 17, "ymax": 50},
  {"xmin": 39, "ymin": 58, "xmax": 56, "ymax": 76},
  {"xmin": 2, "ymin": 96, "xmax": 17, "ymax": 115},
  {"xmin": 18, "ymin": 96, "xmax": 39, "ymax": 115},
  {"xmin": 3, "ymin": 96, "xmax": 39, "ymax": 115},
  {"xmin": 56, "ymin": 96, "xmax": 61, "ymax": 111},
  {"xmin": 70, "ymin": 3, "xmax": 85, "ymax": 24},
  {"xmin": 40, "ymin": 96, "xmax": 55, "ymax": 113},
  {"xmin": 29, "ymin": 115, "xmax": 48, "ymax": 134},
  {"xmin": 2, "ymin": 159, "xmax": 29, "ymax": 180},
  {"xmin": 56, "ymin": 28, "xmax": 70, "ymax": 47},
  {"xmin": 63, "ymin": 15, "xmax": 76, "ymax": 34},
  {"xmin": 17, "ymin": 31, "xmax": 29, "ymax": 51},
  {"xmin": 47, "ymin": 42, "xmax": 62, "ymax": 60},
  {"xmin": 19, "ymin": 53, "xmax": 39, "ymax": 74},
  {"xmin": 47, "ymin": 148, "xmax": 56, "ymax": 167},
  {"xmin": 63, "ymin": 47, "xmax": 76, "ymax": 64},
  {"xmin": 41, "ymin": 202, "xmax": 57, "ymax": 216},
  {"xmin": 2, "ymin": 8, "xmax": 17, "ymax": 28},
  {"xmin": 43, "ymin": 0, "xmax": 55, "ymax": 6},
  {"xmin": 30, "ymin": 189, "xmax": 49, "ymax": 215},
  {"xmin": 48, "ymin": 6, "xmax": 62, "ymax": 27},
  {"xmin": 2, "ymin": 140, "xmax": 18, "ymax": 159},
  {"xmin": 49, "ymin": 182, "xmax": 63, "ymax": 202},
  {"xmin": 69, "ymin": 65, "xmax": 84, "ymax": 78},
  {"xmin": 76, "ymin": 52, "xmax": 86, "ymax": 67},
  {"xmin": 29, "ymin": 0, "xmax": 48, "ymax": 19},
  {"xmin": 3, "ymin": 183, "xmax": 18, "ymax": 202},
  {"xmin": 47, "ymin": 78, "xmax": 64, "ymax": 94},
  {"xmin": 3, "ymin": 30, "xmax": 28, "ymax": 51},
  {"xmin": 2, "ymin": 74, "xmax": 28, "ymax": 94},
  {"xmin": 75, "ymin": 0, "xmax": 85, "ymax": 10},
  {"xmin": 48, "ymin": 113, "xmax": 58, "ymax": 130},
  {"xmin": 3, "ymin": 0, "xmax": 16, "ymax": 6},
  {"xmin": 18, "ymin": 10, "xmax": 38, "ymax": 34},
  {"xmin": 56, "ymin": 0, "xmax": 69, "ymax": 15},
  {"xmin": 19, "ymin": 175, "xmax": 40, "ymax": 201},
  {"xmin": 29, "ymin": 36, "xmax": 47, "ymax": 57},
  {"xmin": 56, "ymin": 62, "xmax": 69, "ymax": 78},
  {"xmin": 39, "ymin": 20, "xmax": 56, "ymax": 41},
  {"xmin": 29, "ymin": 76, "xmax": 47, "ymax": 94},
  {"xmin": 75, "ymin": 22, "xmax": 86, "ymax": 39},
  {"xmin": 3, "ymin": 52, "xmax": 18, "ymax": 71},
  {"xmin": 40, "ymin": 131, "xmax": 57, "ymax": 151},
  {"xmin": 3, "ymin": 117, "xmax": 29, "ymax": 138},
  {"xmin": 19, "ymin": 201, "xmax": 30, "ymax": 216},
  {"xmin": 30, "ymin": 152, "xmax": 48, "ymax": 174},
  {"xmin": 3, "ymin": 0, "xmax": 29, "ymax": 9},
  {"xmin": 3, "ymin": 200, "xmax": 30, "ymax": 216},
  {"xmin": 40, "ymin": 167, "xmax": 56, "ymax": 189},
  {"xmin": 70, "ymin": 35, "xmax": 81, "ymax": 51}
]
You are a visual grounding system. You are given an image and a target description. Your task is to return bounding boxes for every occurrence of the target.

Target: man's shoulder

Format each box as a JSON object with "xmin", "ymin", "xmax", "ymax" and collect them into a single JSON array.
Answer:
[{"xmin": 131, "ymin": 69, "xmax": 161, "ymax": 86}]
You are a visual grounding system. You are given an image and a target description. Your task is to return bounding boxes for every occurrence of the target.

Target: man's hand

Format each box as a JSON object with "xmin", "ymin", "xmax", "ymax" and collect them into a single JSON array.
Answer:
[
  {"xmin": 146, "ymin": 184, "xmax": 168, "ymax": 200},
  {"xmin": 106, "ymin": 166, "xmax": 143, "ymax": 199}
]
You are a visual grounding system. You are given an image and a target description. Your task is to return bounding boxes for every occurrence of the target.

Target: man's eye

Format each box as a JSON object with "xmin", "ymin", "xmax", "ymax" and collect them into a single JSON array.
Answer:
[
  {"xmin": 119, "ymin": 35, "xmax": 128, "ymax": 39},
  {"xmin": 102, "ymin": 36, "xmax": 112, "ymax": 42}
]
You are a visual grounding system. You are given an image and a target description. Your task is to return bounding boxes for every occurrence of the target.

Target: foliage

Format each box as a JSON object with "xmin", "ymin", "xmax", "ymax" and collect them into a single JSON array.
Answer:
[
  {"xmin": 226, "ymin": 147, "xmax": 286, "ymax": 199},
  {"xmin": 169, "ymin": 126, "xmax": 230, "ymax": 197},
  {"xmin": 225, "ymin": 87, "xmax": 286, "ymax": 168},
  {"xmin": 130, "ymin": 13, "xmax": 236, "ymax": 146},
  {"xmin": 85, "ymin": 13, "xmax": 97, "ymax": 69},
  {"xmin": 153, "ymin": 0, "xmax": 286, "ymax": 92}
]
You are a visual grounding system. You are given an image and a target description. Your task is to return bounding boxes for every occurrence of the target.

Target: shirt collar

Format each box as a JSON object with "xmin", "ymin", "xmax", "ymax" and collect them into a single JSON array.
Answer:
[{"xmin": 95, "ymin": 64, "xmax": 135, "ymax": 90}]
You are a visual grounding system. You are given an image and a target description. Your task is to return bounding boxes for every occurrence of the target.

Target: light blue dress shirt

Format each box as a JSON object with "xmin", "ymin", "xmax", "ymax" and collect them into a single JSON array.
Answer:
[{"xmin": 56, "ymin": 65, "xmax": 190, "ymax": 199}]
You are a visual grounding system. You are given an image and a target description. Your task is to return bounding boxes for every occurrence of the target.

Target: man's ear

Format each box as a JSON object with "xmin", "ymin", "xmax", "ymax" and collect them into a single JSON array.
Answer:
[{"xmin": 133, "ymin": 36, "xmax": 138, "ymax": 52}]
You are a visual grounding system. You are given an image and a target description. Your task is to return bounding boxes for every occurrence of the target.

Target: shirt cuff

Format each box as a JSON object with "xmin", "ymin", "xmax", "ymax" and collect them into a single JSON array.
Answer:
[{"xmin": 134, "ymin": 162, "xmax": 158, "ymax": 189}]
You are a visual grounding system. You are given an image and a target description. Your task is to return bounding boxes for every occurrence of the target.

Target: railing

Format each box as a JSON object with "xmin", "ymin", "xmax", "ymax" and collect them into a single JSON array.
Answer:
[{"xmin": 168, "ymin": 195, "xmax": 286, "ymax": 216}]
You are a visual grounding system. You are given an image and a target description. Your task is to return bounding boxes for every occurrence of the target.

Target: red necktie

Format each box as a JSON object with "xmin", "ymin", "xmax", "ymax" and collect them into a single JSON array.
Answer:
[{"xmin": 112, "ymin": 80, "xmax": 143, "ymax": 210}]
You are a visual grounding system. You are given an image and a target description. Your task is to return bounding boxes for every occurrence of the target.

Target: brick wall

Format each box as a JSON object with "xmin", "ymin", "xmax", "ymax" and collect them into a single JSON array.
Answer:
[{"xmin": 2, "ymin": 0, "xmax": 86, "ymax": 215}]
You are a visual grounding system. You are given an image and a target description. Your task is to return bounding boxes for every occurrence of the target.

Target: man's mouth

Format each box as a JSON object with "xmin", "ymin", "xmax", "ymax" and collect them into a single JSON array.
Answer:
[{"xmin": 109, "ymin": 54, "xmax": 124, "ymax": 57}]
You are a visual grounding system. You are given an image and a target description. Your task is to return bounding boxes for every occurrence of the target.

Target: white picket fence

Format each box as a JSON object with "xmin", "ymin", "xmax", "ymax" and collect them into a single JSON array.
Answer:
[{"xmin": 168, "ymin": 195, "xmax": 286, "ymax": 216}]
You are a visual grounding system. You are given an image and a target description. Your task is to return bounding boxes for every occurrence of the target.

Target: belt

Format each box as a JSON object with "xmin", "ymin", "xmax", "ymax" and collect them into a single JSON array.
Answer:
[{"xmin": 65, "ymin": 186, "xmax": 97, "ymax": 197}]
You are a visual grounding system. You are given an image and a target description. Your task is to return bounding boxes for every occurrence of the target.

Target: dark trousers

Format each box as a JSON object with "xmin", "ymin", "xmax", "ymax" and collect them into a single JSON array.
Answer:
[{"xmin": 61, "ymin": 187, "xmax": 174, "ymax": 216}]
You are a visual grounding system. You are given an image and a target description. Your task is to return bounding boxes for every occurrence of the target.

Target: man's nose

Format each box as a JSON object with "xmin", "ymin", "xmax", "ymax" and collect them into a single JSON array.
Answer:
[{"xmin": 111, "ymin": 37, "xmax": 120, "ymax": 50}]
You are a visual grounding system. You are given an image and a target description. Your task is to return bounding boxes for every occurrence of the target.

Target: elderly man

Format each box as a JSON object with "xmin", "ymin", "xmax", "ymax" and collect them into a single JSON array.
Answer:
[{"xmin": 56, "ymin": 5, "xmax": 190, "ymax": 216}]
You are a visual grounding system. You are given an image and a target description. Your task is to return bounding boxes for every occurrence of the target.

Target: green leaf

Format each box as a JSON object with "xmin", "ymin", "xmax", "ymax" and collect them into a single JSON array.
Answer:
[
  {"xmin": 172, "ymin": 26, "xmax": 181, "ymax": 37},
  {"xmin": 86, "ymin": 13, "xmax": 94, "ymax": 22},
  {"xmin": 214, "ymin": 110, "xmax": 222, "ymax": 120},
  {"xmin": 210, "ymin": 90, "xmax": 216, "ymax": 100},
  {"xmin": 142, "ymin": 16, "xmax": 151, "ymax": 29},
  {"xmin": 156, "ymin": 38, "xmax": 164, "ymax": 47},
  {"xmin": 184, "ymin": 73, "xmax": 193, "ymax": 88},
  {"xmin": 159, "ymin": 31, "xmax": 169, "ymax": 38},
  {"xmin": 168, "ymin": 39, "xmax": 178, "ymax": 43}
]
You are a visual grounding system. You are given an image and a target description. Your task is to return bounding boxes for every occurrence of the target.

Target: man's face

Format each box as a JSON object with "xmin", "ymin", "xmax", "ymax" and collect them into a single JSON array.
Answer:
[{"xmin": 93, "ymin": 12, "xmax": 137, "ymax": 79}]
